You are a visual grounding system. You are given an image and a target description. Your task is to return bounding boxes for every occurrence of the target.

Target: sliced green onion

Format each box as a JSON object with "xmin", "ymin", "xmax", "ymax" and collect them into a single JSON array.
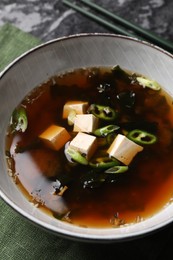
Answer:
[
  {"xmin": 136, "ymin": 77, "xmax": 161, "ymax": 91},
  {"xmin": 105, "ymin": 165, "xmax": 128, "ymax": 174},
  {"xmin": 88, "ymin": 104, "xmax": 118, "ymax": 121},
  {"xmin": 89, "ymin": 157, "xmax": 120, "ymax": 169},
  {"xmin": 127, "ymin": 129, "xmax": 157, "ymax": 145},
  {"xmin": 67, "ymin": 109, "xmax": 76, "ymax": 125},
  {"xmin": 94, "ymin": 125, "xmax": 120, "ymax": 137},
  {"xmin": 10, "ymin": 106, "xmax": 28, "ymax": 132},
  {"xmin": 66, "ymin": 147, "xmax": 88, "ymax": 165}
]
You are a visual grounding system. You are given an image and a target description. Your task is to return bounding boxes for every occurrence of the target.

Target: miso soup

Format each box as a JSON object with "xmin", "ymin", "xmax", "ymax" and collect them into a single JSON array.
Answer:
[{"xmin": 5, "ymin": 66, "xmax": 173, "ymax": 228}]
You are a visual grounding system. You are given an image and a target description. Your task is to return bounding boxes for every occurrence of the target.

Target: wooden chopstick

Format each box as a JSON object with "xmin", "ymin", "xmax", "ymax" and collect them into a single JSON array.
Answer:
[{"xmin": 62, "ymin": 0, "xmax": 173, "ymax": 53}]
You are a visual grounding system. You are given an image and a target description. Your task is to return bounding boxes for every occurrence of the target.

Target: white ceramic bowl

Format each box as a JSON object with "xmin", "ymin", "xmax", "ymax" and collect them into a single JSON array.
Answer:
[{"xmin": 1, "ymin": 34, "xmax": 173, "ymax": 242}]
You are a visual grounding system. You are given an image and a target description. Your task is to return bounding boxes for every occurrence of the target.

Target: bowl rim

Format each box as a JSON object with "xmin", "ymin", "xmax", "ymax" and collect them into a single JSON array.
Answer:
[
  {"xmin": 1, "ymin": 32, "xmax": 173, "ymax": 79},
  {"xmin": 1, "ymin": 33, "xmax": 173, "ymax": 242}
]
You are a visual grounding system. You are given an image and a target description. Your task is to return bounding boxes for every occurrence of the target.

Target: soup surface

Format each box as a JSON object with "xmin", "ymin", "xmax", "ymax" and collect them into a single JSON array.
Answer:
[{"xmin": 6, "ymin": 66, "xmax": 173, "ymax": 228}]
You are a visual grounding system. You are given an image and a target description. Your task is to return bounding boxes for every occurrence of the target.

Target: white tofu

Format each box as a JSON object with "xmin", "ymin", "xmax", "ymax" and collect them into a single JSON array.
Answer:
[
  {"xmin": 63, "ymin": 101, "xmax": 88, "ymax": 119},
  {"xmin": 107, "ymin": 134, "xmax": 143, "ymax": 165},
  {"xmin": 73, "ymin": 114, "xmax": 99, "ymax": 133},
  {"xmin": 39, "ymin": 125, "xmax": 71, "ymax": 151},
  {"xmin": 69, "ymin": 132, "xmax": 97, "ymax": 160}
]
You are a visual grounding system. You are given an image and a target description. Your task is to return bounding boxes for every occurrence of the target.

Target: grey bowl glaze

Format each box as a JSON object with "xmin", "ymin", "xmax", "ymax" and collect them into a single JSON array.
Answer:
[{"xmin": 1, "ymin": 34, "xmax": 173, "ymax": 242}]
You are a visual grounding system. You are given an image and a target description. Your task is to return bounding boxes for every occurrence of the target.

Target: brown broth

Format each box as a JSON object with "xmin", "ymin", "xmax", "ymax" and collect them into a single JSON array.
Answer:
[{"xmin": 5, "ymin": 66, "xmax": 173, "ymax": 228}]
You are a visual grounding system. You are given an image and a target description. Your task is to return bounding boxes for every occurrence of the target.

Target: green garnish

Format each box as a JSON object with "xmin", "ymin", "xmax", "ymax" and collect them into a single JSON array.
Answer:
[
  {"xmin": 105, "ymin": 165, "xmax": 128, "ymax": 174},
  {"xmin": 10, "ymin": 106, "xmax": 28, "ymax": 133},
  {"xmin": 127, "ymin": 129, "xmax": 157, "ymax": 145},
  {"xmin": 66, "ymin": 147, "xmax": 88, "ymax": 165},
  {"xmin": 94, "ymin": 125, "xmax": 120, "ymax": 137},
  {"xmin": 89, "ymin": 157, "xmax": 120, "ymax": 169},
  {"xmin": 136, "ymin": 77, "xmax": 161, "ymax": 91},
  {"xmin": 88, "ymin": 104, "xmax": 118, "ymax": 121},
  {"xmin": 67, "ymin": 109, "xmax": 76, "ymax": 126}
]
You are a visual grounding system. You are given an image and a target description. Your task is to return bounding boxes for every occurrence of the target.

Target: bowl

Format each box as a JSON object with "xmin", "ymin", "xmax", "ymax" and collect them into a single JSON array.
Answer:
[{"xmin": 1, "ymin": 34, "xmax": 173, "ymax": 242}]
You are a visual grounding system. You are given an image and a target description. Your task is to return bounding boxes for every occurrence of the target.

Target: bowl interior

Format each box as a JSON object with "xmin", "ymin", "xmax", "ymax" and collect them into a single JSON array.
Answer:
[{"xmin": 1, "ymin": 34, "xmax": 173, "ymax": 242}]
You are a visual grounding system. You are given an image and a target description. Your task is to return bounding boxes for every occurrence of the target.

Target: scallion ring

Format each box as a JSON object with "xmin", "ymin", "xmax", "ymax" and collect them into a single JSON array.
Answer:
[
  {"xmin": 88, "ymin": 104, "xmax": 118, "ymax": 121},
  {"xmin": 105, "ymin": 165, "xmax": 128, "ymax": 174},
  {"xmin": 10, "ymin": 106, "xmax": 28, "ymax": 133},
  {"xmin": 127, "ymin": 129, "xmax": 157, "ymax": 145},
  {"xmin": 89, "ymin": 157, "xmax": 120, "ymax": 169},
  {"xmin": 136, "ymin": 77, "xmax": 161, "ymax": 91},
  {"xmin": 66, "ymin": 147, "xmax": 88, "ymax": 165},
  {"xmin": 94, "ymin": 125, "xmax": 120, "ymax": 137}
]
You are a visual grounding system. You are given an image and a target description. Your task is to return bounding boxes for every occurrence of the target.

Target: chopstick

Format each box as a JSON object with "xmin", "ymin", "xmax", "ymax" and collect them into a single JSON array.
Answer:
[
  {"xmin": 63, "ymin": 0, "xmax": 137, "ymax": 38},
  {"xmin": 62, "ymin": 0, "xmax": 173, "ymax": 53}
]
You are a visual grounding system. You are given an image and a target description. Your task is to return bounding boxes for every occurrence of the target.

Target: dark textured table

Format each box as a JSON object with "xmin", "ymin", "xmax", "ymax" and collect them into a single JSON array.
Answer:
[
  {"xmin": 0, "ymin": 1, "xmax": 173, "ymax": 259},
  {"xmin": 0, "ymin": 0, "xmax": 173, "ymax": 42}
]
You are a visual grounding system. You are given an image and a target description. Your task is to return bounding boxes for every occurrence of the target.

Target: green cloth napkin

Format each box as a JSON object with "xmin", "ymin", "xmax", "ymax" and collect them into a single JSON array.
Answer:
[
  {"xmin": 0, "ymin": 23, "xmax": 41, "ymax": 71},
  {"xmin": 0, "ymin": 23, "xmax": 173, "ymax": 260}
]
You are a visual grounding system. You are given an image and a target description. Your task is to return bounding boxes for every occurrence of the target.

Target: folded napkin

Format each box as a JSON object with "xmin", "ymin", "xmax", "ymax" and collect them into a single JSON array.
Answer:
[
  {"xmin": 0, "ymin": 23, "xmax": 41, "ymax": 71},
  {"xmin": 0, "ymin": 23, "xmax": 173, "ymax": 260}
]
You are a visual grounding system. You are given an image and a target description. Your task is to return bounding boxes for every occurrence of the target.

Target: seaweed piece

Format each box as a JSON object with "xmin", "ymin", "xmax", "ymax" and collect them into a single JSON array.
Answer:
[
  {"xmin": 117, "ymin": 91, "xmax": 136, "ymax": 109},
  {"xmin": 112, "ymin": 65, "xmax": 131, "ymax": 83},
  {"xmin": 80, "ymin": 170, "xmax": 107, "ymax": 189}
]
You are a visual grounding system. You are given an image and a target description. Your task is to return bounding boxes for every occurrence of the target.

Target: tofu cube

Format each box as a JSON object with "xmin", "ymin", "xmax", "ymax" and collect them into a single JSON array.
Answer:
[
  {"xmin": 107, "ymin": 134, "xmax": 143, "ymax": 165},
  {"xmin": 39, "ymin": 125, "xmax": 71, "ymax": 151},
  {"xmin": 63, "ymin": 101, "xmax": 88, "ymax": 119},
  {"xmin": 69, "ymin": 132, "xmax": 97, "ymax": 160},
  {"xmin": 73, "ymin": 114, "xmax": 99, "ymax": 133}
]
